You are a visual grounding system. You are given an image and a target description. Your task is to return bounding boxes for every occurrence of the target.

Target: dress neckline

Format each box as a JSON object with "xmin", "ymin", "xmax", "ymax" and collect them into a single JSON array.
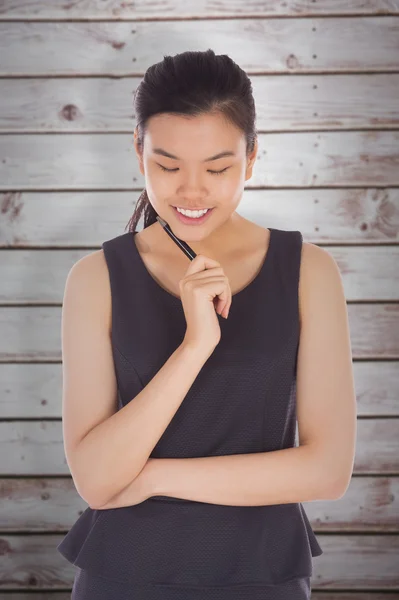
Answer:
[{"xmin": 130, "ymin": 227, "xmax": 275, "ymax": 304}]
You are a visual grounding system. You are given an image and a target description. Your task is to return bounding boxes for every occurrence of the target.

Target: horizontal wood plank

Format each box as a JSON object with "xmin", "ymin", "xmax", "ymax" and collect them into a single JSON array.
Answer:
[
  {"xmin": 1, "ymin": 74, "xmax": 399, "ymax": 132},
  {"xmin": 1, "ymin": 595, "xmax": 395, "ymax": 600},
  {"xmin": 0, "ymin": 361, "xmax": 397, "ymax": 418},
  {"xmin": 0, "ymin": 245, "xmax": 398, "ymax": 302},
  {"xmin": 1, "ymin": 0, "xmax": 399, "ymax": 19},
  {"xmin": 0, "ymin": 418, "xmax": 397, "ymax": 475},
  {"xmin": 2, "ymin": 476, "xmax": 398, "ymax": 532},
  {"xmin": 0, "ymin": 18, "xmax": 398, "ymax": 76},
  {"xmin": 0, "ymin": 595, "xmax": 396, "ymax": 600},
  {"xmin": 0, "ymin": 532, "xmax": 398, "ymax": 589},
  {"xmin": 1, "ymin": 131, "xmax": 399, "ymax": 190},
  {"xmin": 0, "ymin": 304, "xmax": 397, "ymax": 361},
  {"xmin": 1, "ymin": 189, "xmax": 398, "ymax": 245},
  {"xmin": 0, "ymin": 4, "xmax": 398, "ymax": 597}
]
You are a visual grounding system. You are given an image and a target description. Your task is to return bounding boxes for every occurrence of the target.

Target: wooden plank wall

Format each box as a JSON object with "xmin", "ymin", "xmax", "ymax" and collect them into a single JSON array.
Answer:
[{"xmin": 0, "ymin": 1, "xmax": 399, "ymax": 597}]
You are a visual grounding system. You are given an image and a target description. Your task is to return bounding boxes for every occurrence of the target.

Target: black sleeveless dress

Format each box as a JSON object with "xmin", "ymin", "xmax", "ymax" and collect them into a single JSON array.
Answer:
[{"xmin": 57, "ymin": 227, "xmax": 323, "ymax": 599}]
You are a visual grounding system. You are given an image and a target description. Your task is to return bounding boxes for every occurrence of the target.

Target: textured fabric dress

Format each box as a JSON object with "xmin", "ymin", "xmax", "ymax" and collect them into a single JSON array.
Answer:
[{"xmin": 57, "ymin": 226, "xmax": 324, "ymax": 599}]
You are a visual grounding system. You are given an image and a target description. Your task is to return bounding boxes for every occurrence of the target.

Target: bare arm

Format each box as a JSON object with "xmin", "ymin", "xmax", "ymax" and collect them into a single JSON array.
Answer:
[
  {"xmin": 96, "ymin": 242, "xmax": 357, "ymax": 510},
  {"xmin": 61, "ymin": 250, "xmax": 211, "ymax": 510},
  {"xmin": 98, "ymin": 446, "xmax": 334, "ymax": 510},
  {"xmin": 153, "ymin": 243, "xmax": 356, "ymax": 505},
  {"xmin": 151, "ymin": 243, "xmax": 356, "ymax": 505}
]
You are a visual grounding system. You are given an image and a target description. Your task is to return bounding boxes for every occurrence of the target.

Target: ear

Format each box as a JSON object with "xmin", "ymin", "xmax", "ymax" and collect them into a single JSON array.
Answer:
[{"xmin": 245, "ymin": 137, "xmax": 258, "ymax": 181}]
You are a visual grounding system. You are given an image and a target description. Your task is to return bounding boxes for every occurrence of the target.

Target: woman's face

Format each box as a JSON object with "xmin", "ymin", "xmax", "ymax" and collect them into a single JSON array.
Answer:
[{"xmin": 134, "ymin": 112, "xmax": 257, "ymax": 240}]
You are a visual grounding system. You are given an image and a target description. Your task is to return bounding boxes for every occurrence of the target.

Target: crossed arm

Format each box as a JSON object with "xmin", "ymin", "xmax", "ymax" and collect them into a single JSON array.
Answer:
[{"xmin": 96, "ymin": 243, "xmax": 357, "ymax": 510}]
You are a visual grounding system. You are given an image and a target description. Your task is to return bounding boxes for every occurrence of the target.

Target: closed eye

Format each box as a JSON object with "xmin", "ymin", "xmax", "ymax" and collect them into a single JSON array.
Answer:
[{"xmin": 158, "ymin": 165, "xmax": 230, "ymax": 176}]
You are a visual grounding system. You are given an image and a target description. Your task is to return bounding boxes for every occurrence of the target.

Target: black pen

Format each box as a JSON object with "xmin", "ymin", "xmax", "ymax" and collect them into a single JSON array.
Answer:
[
  {"xmin": 156, "ymin": 214, "xmax": 224, "ymax": 314},
  {"xmin": 156, "ymin": 215, "xmax": 197, "ymax": 260}
]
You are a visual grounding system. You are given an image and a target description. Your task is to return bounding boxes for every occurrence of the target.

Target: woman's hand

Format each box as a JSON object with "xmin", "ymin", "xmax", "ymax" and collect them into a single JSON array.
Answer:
[
  {"xmin": 96, "ymin": 458, "xmax": 158, "ymax": 510},
  {"xmin": 180, "ymin": 253, "xmax": 232, "ymax": 354}
]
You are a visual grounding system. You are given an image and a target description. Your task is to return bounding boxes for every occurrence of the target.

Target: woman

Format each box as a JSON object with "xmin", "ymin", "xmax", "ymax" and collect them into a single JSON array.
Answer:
[{"xmin": 58, "ymin": 49, "xmax": 357, "ymax": 599}]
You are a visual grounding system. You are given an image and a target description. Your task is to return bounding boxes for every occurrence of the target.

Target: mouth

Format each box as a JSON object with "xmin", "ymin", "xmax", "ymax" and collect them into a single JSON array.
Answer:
[{"xmin": 172, "ymin": 206, "xmax": 215, "ymax": 225}]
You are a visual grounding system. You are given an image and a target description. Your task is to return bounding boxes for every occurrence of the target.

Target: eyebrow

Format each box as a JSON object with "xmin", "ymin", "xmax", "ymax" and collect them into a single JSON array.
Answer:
[{"xmin": 152, "ymin": 148, "xmax": 236, "ymax": 162}]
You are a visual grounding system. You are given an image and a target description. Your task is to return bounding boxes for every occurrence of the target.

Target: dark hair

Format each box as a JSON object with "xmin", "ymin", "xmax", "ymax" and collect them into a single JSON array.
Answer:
[{"xmin": 126, "ymin": 48, "xmax": 257, "ymax": 233}]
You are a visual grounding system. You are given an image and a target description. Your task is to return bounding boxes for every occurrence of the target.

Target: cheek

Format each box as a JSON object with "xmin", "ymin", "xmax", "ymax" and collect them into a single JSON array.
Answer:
[
  {"xmin": 217, "ymin": 172, "xmax": 242, "ymax": 195},
  {"xmin": 146, "ymin": 170, "xmax": 172, "ymax": 195},
  {"xmin": 221, "ymin": 175, "xmax": 245, "ymax": 207}
]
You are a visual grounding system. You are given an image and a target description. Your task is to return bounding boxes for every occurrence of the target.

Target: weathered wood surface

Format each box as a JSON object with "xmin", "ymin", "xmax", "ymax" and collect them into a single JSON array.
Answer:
[
  {"xmin": 1, "ymin": 0, "xmax": 399, "ymax": 19},
  {"xmin": 0, "ymin": 533, "xmax": 398, "ymax": 589},
  {"xmin": 1, "ymin": 476, "xmax": 398, "ymax": 532},
  {"xmin": 0, "ymin": 244, "xmax": 398, "ymax": 300},
  {"xmin": 1, "ymin": 74, "xmax": 398, "ymax": 132},
  {"xmin": 1, "ymin": 18, "xmax": 399, "ymax": 76},
  {"xmin": 0, "ymin": 418, "xmax": 397, "ymax": 476},
  {"xmin": 1, "ymin": 0, "xmax": 398, "ymax": 594},
  {"xmin": 0, "ymin": 360, "xmax": 397, "ymax": 418},
  {"xmin": 1, "ymin": 131, "xmax": 399, "ymax": 190},
  {"xmin": 0, "ymin": 304, "xmax": 398, "ymax": 361},
  {"xmin": 1, "ymin": 189, "xmax": 399, "ymax": 246},
  {"xmin": 0, "ymin": 595, "xmax": 396, "ymax": 600}
]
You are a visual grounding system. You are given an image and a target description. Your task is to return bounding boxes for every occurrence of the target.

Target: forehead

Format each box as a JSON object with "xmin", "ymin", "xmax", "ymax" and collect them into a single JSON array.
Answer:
[{"xmin": 145, "ymin": 113, "xmax": 245, "ymax": 159}]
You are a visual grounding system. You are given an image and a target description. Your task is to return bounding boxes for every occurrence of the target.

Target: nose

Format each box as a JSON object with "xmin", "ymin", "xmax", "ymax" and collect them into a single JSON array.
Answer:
[{"xmin": 178, "ymin": 171, "xmax": 207, "ymax": 197}]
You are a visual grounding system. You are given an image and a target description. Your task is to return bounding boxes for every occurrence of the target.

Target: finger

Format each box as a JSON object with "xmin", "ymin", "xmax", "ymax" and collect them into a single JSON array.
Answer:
[
  {"xmin": 203, "ymin": 279, "xmax": 230, "ymax": 310},
  {"xmin": 184, "ymin": 254, "xmax": 221, "ymax": 275}
]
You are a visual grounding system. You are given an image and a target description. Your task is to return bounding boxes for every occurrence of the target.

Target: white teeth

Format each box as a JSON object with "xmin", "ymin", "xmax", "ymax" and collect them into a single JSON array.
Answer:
[{"xmin": 176, "ymin": 207, "xmax": 209, "ymax": 218}]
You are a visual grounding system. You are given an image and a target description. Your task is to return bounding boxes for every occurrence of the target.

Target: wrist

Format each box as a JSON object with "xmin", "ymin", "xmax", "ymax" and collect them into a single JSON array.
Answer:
[
  {"xmin": 145, "ymin": 458, "xmax": 165, "ymax": 497},
  {"xmin": 180, "ymin": 340, "xmax": 215, "ymax": 363}
]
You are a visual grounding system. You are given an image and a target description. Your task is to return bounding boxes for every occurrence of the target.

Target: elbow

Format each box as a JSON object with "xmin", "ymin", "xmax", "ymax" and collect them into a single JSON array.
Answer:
[
  {"xmin": 67, "ymin": 447, "xmax": 118, "ymax": 510},
  {"xmin": 72, "ymin": 475, "xmax": 102, "ymax": 509},
  {"xmin": 77, "ymin": 482, "xmax": 112, "ymax": 510},
  {"xmin": 324, "ymin": 474, "xmax": 350, "ymax": 500},
  {"xmin": 69, "ymin": 463, "xmax": 110, "ymax": 509},
  {"xmin": 309, "ymin": 445, "xmax": 353, "ymax": 501},
  {"xmin": 332, "ymin": 475, "xmax": 351, "ymax": 500},
  {"xmin": 312, "ymin": 458, "xmax": 350, "ymax": 500},
  {"xmin": 74, "ymin": 472, "xmax": 135, "ymax": 510},
  {"xmin": 67, "ymin": 444, "xmax": 104, "ymax": 509},
  {"xmin": 329, "ymin": 461, "xmax": 354, "ymax": 500},
  {"xmin": 76, "ymin": 476, "xmax": 116, "ymax": 509}
]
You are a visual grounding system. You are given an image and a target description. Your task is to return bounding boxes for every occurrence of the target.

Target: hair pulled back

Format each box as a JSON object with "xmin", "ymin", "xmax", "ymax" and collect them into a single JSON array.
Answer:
[{"xmin": 126, "ymin": 48, "xmax": 257, "ymax": 232}]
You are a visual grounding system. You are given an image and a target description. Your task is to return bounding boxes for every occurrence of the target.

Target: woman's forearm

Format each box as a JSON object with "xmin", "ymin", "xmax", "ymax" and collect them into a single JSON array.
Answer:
[
  {"xmin": 98, "ymin": 445, "xmax": 340, "ymax": 510},
  {"xmin": 151, "ymin": 446, "xmax": 340, "ymax": 506},
  {"xmin": 72, "ymin": 342, "xmax": 212, "ymax": 509}
]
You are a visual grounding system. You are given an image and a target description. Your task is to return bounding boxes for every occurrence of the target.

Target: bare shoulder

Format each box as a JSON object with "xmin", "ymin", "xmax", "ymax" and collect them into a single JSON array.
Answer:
[
  {"xmin": 299, "ymin": 241, "xmax": 345, "ymax": 325},
  {"xmin": 64, "ymin": 249, "xmax": 111, "ymax": 334},
  {"xmin": 300, "ymin": 241, "xmax": 341, "ymax": 277},
  {"xmin": 66, "ymin": 248, "xmax": 110, "ymax": 290}
]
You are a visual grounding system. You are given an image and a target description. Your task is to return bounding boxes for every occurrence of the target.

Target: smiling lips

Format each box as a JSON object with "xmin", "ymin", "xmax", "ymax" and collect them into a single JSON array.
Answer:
[
  {"xmin": 173, "ymin": 206, "xmax": 213, "ymax": 210},
  {"xmin": 172, "ymin": 206, "xmax": 215, "ymax": 224}
]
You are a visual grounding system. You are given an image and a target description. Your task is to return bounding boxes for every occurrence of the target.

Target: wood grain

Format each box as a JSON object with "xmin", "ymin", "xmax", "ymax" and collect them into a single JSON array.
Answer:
[{"xmin": 1, "ymin": 0, "xmax": 398, "ymax": 594}]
